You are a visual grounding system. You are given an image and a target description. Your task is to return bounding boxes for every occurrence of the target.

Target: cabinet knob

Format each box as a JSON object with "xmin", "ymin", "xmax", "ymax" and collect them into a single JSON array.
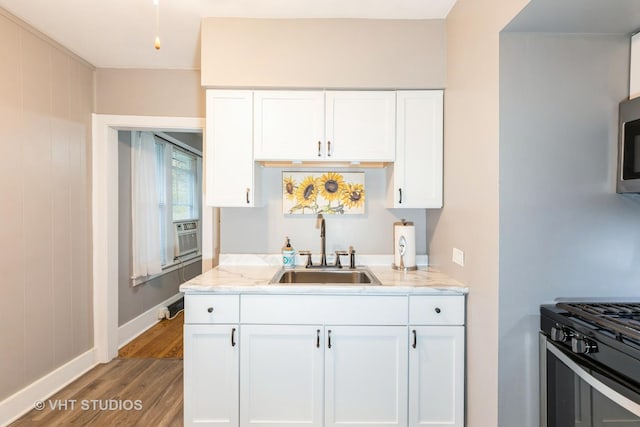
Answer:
[
  {"xmin": 207, "ymin": 307, "xmax": 214, "ymax": 313},
  {"xmin": 435, "ymin": 307, "xmax": 441, "ymax": 314}
]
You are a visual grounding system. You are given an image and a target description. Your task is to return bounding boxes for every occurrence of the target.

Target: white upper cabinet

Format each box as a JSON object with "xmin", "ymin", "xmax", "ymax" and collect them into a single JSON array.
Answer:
[
  {"xmin": 205, "ymin": 90, "xmax": 260, "ymax": 207},
  {"xmin": 253, "ymin": 91, "xmax": 325, "ymax": 160},
  {"xmin": 253, "ymin": 90, "xmax": 395, "ymax": 162},
  {"xmin": 325, "ymin": 91, "xmax": 396, "ymax": 162},
  {"xmin": 387, "ymin": 90, "xmax": 443, "ymax": 208}
]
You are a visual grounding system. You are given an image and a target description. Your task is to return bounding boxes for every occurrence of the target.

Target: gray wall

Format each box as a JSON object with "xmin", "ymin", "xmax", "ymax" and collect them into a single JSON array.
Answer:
[
  {"xmin": 0, "ymin": 9, "xmax": 94, "ymax": 401},
  {"xmin": 498, "ymin": 32, "xmax": 640, "ymax": 427},
  {"xmin": 221, "ymin": 167, "xmax": 427, "ymax": 256},
  {"xmin": 118, "ymin": 131, "xmax": 202, "ymax": 326}
]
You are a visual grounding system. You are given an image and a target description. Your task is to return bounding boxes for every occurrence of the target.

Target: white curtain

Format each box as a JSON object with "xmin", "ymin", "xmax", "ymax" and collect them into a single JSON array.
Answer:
[{"xmin": 131, "ymin": 131, "xmax": 162, "ymax": 280}]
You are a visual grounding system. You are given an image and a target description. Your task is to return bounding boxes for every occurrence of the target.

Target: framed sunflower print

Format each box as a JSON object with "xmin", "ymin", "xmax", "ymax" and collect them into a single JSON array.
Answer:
[{"xmin": 282, "ymin": 172, "xmax": 365, "ymax": 215}]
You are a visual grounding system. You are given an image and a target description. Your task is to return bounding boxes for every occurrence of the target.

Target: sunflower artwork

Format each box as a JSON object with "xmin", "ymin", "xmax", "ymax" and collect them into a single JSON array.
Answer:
[{"xmin": 282, "ymin": 172, "xmax": 365, "ymax": 215}]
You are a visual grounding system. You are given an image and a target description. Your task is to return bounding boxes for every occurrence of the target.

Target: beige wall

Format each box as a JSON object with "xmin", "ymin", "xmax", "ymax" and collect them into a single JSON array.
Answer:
[
  {"xmin": 201, "ymin": 18, "xmax": 446, "ymax": 89},
  {"xmin": 0, "ymin": 10, "xmax": 94, "ymax": 400},
  {"xmin": 95, "ymin": 68, "xmax": 205, "ymax": 118},
  {"xmin": 429, "ymin": 0, "xmax": 528, "ymax": 426}
]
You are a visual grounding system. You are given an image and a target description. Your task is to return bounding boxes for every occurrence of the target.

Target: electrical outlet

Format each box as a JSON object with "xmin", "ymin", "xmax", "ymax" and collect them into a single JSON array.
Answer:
[
  {"xmin": 452, "ymin": 248, "xmax": 465, "ymax": 267},
  {"xmin": 157, "ymin": 307, "xmax": 169, "ymax": 320}
]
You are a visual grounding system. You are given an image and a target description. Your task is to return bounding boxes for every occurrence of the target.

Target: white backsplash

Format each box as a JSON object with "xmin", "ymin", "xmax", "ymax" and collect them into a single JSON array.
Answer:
[{"xmin": 219, "ymin": 253, "xmax": 429, "ymax": 267}]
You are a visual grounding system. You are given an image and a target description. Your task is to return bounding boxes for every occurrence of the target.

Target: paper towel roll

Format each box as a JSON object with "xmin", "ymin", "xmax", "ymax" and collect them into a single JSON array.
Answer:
[{"xmin": 393, "ymin": 220, "xmax": 417, "ymax": 270}]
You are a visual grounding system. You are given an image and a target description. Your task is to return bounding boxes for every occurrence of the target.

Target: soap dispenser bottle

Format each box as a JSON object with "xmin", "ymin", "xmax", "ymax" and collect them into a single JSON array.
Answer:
[{"xmin": 282, "ymin": 237, "xmax": 295, "ymax": 269}]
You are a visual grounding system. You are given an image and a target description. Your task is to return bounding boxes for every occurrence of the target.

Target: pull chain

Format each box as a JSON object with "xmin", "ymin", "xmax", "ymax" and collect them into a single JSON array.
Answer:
[{"xmin": 154, "ymin": 0, "xmax": 161, "ymax": 50}]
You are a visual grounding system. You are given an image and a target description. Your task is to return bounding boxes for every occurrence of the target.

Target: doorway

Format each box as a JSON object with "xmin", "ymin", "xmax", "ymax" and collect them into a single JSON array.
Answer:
[{"xmin": 92, "ymin": 114, "xmax": 211, "ymax": 363}]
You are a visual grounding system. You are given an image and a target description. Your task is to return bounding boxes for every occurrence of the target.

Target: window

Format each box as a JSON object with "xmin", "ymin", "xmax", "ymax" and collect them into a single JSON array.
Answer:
[
  {"xmin": 172, "ymin": 149, "xmax": 198, "ymax": 221},
  {"xmin": 154, "ymin": 135, "xmax": 202, "ymax": 266}
]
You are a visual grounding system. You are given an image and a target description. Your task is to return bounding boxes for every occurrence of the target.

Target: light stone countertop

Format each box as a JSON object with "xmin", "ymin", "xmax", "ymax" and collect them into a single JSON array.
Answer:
[{"xmin": 180, "ymin": 254, "xmax": 468, "ymax": 295}]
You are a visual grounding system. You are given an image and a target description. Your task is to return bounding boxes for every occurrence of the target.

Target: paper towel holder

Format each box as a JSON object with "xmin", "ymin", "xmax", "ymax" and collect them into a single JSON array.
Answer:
[{"xmin": 392, "ymin": 219, "xmax": 418, "ymax": 271}]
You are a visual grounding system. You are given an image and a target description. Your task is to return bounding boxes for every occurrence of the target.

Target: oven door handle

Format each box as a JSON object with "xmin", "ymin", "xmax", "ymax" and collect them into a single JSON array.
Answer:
[{"xmin": 547, "ymin": 341, "xmax": 640, "ymax": 417}]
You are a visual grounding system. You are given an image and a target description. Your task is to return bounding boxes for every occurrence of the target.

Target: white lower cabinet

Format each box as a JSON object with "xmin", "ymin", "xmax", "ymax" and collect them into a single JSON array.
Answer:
[
  {"xmin": 183, "ymin": 324, "xmax": 239, "ymax": 426},
  {"xmin": 409, "ymin": 326, "xmax": 465, "ymax": 427},
  {"xmin": 325, "ymin": 326, "xmax": 408, "ymax": 426},
  {"xmin": 184, "ymin": 294, "xmax": 465, "ymax": 427},
  {"xmin": 239, "ymin": 325, "xmax": 324, "ymax": 426}
]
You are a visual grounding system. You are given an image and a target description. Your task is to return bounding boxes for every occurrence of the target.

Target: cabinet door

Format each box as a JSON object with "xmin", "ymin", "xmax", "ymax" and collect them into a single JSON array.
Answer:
[
  {"xmin": 184, "ymin": 324, "xmax": 239, "ymax": 426},
  {"xmin": 388, "ymin": 90, "xmax": 443, "ymax": 208},
  {"xmin": 240, "ymin": 325, "xmax": 324, "ymax": 427},
  {"xmin": 409, "ymin": 326, "xmax": 464, "ymax": 427},
  {"xmin": 253, "ymin": 90, "xmax": 325, "ymax": 161},
  {"xmin": 325, "ymin": 91, "xmax": 396, "ymax": 162},
  {"xmin": 325, "ymin": 326, "xmax": 408, "ymax": 427},
  {"xmin": 205, "ymin": 90, "xmax": 258, "ymax": 207}
]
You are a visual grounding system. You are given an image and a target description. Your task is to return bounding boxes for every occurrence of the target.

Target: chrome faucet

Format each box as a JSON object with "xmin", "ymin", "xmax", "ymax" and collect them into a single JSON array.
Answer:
[{"xmin": 317, "ymin": 214, "xmax": 328, "ymax": 267}]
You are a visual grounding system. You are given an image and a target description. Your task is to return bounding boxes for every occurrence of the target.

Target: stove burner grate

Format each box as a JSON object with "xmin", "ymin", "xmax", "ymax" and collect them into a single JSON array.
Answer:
[{"xmin": 557, "ymin": 302, "xmax": 640, "ymax": 342}]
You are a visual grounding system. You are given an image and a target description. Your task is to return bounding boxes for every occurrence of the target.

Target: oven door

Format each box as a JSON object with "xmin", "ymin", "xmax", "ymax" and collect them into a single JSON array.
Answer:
[{"xmin": 540, "ymin": 334, "xmax": 640, "ymax": 427}]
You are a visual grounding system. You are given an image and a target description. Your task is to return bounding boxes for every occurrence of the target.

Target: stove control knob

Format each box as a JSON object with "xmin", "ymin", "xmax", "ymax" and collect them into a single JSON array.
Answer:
[
  {"xmin": 571, "ymin": 336, "xmax": 598, "ymax": 354},
  {"xmin": 550, "ymin": 326, "xmax": 572, "ymax": 342}
]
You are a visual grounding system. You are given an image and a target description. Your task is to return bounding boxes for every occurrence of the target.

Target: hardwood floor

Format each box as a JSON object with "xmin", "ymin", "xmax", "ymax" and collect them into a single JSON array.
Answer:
[
  {"xmin": 119, "ymin": 311, "xmax": 184, "ymax": 359},
  {"xmin": 11, "ymin": 312, "xmax": 186, "ymax": 426},
  {"xmin": 10, "ymin": 358, "xmax": 183, "ymax": 426}
]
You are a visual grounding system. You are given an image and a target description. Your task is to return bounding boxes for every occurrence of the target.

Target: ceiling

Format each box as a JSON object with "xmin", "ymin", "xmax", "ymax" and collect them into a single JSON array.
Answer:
[{"xmin": 0, "ymin": 0, "xmax": 457, "ymax": 70}]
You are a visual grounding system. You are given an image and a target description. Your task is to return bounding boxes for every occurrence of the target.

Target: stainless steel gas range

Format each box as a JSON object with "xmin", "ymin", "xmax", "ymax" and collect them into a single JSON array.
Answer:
[{"xmin": 540, "ymin": 302, "xmax": 640, "ymax": 427}]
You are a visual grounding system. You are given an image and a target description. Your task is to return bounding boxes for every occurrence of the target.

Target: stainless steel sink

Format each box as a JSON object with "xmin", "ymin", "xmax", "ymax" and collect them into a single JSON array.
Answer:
[{"xmin": 270, "ymin": 268, "xmax": 381, "ymax": 285}]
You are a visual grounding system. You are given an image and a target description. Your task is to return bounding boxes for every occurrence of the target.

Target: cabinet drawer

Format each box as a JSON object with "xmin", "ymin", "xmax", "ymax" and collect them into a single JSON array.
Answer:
[
  {"xmin": 241, "ymin": 295, "xmax": 408, "ymax": 325},
  {"xmin": 185, "ymin": 295, "xmax": 240, "ymax": 324},
  {"xmin": 409, "ymin": 295, "xmax": 465, "ymax": 325}
]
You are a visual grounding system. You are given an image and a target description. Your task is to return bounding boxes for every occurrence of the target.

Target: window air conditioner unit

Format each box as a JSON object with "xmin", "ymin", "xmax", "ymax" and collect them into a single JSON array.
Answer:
[{"xmin": 174, "ymin": 220, "xmax": 200, "ymax": 258}]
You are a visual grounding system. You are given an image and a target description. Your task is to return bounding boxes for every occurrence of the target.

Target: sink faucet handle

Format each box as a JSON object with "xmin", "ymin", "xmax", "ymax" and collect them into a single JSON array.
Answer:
[
  {"xmin": 348, "ymin": 246, "xmax": 356, "ymax": 269},
  {"xmin": 334, "ymin": 251, "xmax": 348, "ymax": 268},
  {"xmin": 298, "ymin": 250, "xmax": 313, "ymax": 268}
]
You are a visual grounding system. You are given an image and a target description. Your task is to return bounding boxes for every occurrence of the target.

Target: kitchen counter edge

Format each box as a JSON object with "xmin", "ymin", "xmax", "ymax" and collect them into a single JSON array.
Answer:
[{"xmin": 180, "ymin": 265, "xmax": 468, "ymax": 295}]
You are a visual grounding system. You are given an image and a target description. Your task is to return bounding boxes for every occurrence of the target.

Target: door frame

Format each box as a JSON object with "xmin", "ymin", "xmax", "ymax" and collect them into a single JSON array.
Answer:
[{"xmin": 92, "ymin": 114, "xmax": 207, "ymax": 362}]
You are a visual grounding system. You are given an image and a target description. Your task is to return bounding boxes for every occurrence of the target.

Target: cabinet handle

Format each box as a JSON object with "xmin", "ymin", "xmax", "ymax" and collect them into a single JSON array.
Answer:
[
  {"xmin": 435, "ymin": 307, "xmax": 441, "ymax": 314},
  {"xmin": 327, "ymin": 329, "xmax": 332, "ymax": 349},
  {"xmin": 317, "ymin": 141, "xmax": 322, "ymax": 157},
  {"xmin": 231, "ymin": 327, "xmax": 237, "ymax": 347},
  {"xmin": 399, "ymin": 188, "xmax": 403, "ymax": 204},
  {"xmin": 245, "ymin": 188, "xmax": 250, "ymax": 204},
  {"xmin": 207, "ymin": 307, "xmax": 214, "ymax": 313},
  {"xmin": 327, "ymin": 140, "xmax": 331, "ymax": 157},
  {"xmin": 316, "ymin": 329, "xmax": 320, "ymax": 348},
  {"xmin": 412, "ymin": 329, "xmax": 417, "ymax": 349}
]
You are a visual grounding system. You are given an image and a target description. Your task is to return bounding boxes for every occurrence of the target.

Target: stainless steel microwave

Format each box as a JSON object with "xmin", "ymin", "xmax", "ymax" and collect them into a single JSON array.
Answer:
[{"xmin": 618, "ymin": 96, "xmax": 640, "ymax": 192}]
